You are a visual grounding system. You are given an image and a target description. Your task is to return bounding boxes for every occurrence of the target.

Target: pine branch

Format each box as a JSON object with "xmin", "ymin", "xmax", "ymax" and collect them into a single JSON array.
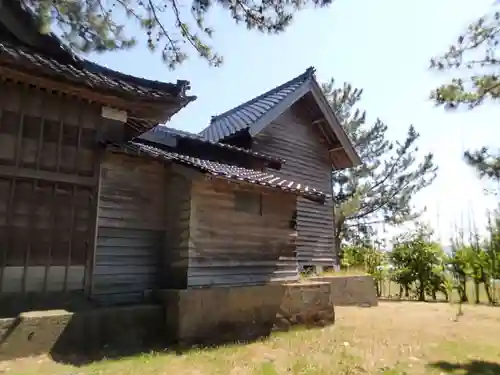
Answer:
[{"xmin": 26, "ymin": 0, "xmax": 334, "ymax": 67}]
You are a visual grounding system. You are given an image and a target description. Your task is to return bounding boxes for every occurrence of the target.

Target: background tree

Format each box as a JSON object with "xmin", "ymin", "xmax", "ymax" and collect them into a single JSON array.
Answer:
[
  {"xmin": 323, "ymin": 80, "xmax": 437, "ymax": 257},
  {"xmin": 388, "ymin": 240, "xmax": 414, "ymax": 298},
  {"xmin": 487, "ymin": 207, "xmax": 500, "ymax": 280},
  {"xmin": 341, "ymin": 244, "xmax": 386, "ymax": 297},
  {"xmin": 27, "ymin": 0, "xmax": 332, "ymax": 68},
  {"xmin": 445, "ymin": 213, "xmax": 500, "ymax": 305},
  {"xmin": 340, "ymin": 245, "xmax": 366, "ymax": 271},
  {"xmin": 430, "ymin": 9, "xmax": 500, "ymax": 180},
  {"xmin": 468, "ymin": 231, "xmax": 495, "ymax": 304},
  {"xmin": 363, "ymin": 246, "xmax": 386, "ymax": 298},
  {"xmin": 448, "ymin": 239, "xmax": 470, "ymax": 303},
  {"xmin": 389, "ymin": 224, "xmax": 446, "ymax": 302}
]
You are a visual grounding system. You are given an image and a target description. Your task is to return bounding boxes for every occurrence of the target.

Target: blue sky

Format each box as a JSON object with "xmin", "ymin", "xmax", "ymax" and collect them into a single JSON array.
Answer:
[{"xmin": 90, "ymin": 0, "xmax": 499, "ymax": 243}]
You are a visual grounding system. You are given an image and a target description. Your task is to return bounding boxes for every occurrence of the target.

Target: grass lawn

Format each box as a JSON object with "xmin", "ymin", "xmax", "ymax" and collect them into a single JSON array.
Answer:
[{"xmin": 1, "ymin": 302, "xmax": 499, "ymax": 375}]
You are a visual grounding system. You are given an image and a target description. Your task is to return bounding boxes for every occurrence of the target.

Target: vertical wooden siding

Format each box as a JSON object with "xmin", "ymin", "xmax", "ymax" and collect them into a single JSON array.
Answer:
[
  {"xmin": 163, "ymin": 170, "xmax": 192, "ymax": 289},
  {"xmin": 252, "ymin": 108, "xmax": 335, "ymax": 268},
  {"xmin": 0, "ymin": 82, "xmax": 100, "ymax": 295},
  {"xmin": 187, "ymin": 179, "xmax": 298, "ymax": 287},
  {"xmin": 92, "ymin": 153, "xmax": 168, "ymax": 304}
]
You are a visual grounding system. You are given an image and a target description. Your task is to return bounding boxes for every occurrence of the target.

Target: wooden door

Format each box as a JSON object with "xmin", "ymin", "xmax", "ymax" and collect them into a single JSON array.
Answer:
[{"xmin": 0, "ymin": 84, "xmax": 100, "ymax": 299}]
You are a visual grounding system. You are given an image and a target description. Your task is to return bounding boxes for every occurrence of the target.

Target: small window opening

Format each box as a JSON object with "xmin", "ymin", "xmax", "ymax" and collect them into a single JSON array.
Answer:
[
  {"xmin": 290, "ymin": 210, "xmax": 297, "ymax": 230},
  {"xmin": 234, "ymin": 191, "xmax": 262, "ymax": 215}
]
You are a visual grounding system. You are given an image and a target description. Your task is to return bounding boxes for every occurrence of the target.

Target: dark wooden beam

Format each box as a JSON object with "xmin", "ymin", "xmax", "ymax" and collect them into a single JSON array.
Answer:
[
  {"xmin": 0, "ymin": 165, "xmax": 95, "ymax": 186},
  {"xmin": 139, "ymin": 132, "xmax": 178, "ymax": 148},
  {"xmin": 85, "ymin": 149, "xmax": 103, "ymax": 297}
]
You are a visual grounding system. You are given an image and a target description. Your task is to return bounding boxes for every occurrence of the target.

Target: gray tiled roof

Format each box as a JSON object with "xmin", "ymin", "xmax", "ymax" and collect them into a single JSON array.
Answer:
[
  {"xmin": 146, "ymin": 126, "xmax": 284, "ymax": 165},
  {"xmin": 1, "ymin": 0, "xmax": 194, "ymax": 101},
  {"xmin": 115, "ymin": 142, "xmax": 328, "ymax": 203},
  {"xmin": 199, "ymin": 67, "xmax": 315, "ymax": 142},
  {"xmin": 0, "ymin": 38, "xmax": 192, "ymax": 101}
]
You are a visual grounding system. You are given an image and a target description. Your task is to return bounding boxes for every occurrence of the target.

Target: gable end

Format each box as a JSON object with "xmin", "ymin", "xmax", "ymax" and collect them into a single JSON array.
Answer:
[{"xmin": 199, "ymin": 68, "xmax": 361, "ymax": 170}]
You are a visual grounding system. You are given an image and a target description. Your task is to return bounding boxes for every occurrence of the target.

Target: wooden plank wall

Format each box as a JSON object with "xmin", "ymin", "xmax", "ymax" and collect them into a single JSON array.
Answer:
[
  {"xmin": 187, "ymin": 178, "xmax": 298, "ymax": 287},
  {"xmin": 0, "ymin": 82, "xmax": 100, "ymax": 295},
  {"xmin": 252, "ymin": 108, "xmax": 335, "ymax": 268},
  {"xmin": 92, "ymin": 153, "xmax": 168, "ymax": 305},
  {"xmin": 163, "ymin": 171, "xmax": 192, "ymax": 289}
]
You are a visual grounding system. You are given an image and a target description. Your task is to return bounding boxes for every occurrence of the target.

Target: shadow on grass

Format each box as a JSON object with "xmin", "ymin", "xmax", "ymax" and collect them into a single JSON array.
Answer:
[
  {"xmin": 48, "ymin": 311, "xmax": 333, "ymax": 367},
  {"xmin": 0, "ymin": 304, "xmax": 167, "ymax": 366},
  {"xmin": 0, "ymin": 284, "xmax": 335, "ymax": 367},
  {"xmin": 428, "ymin": 360, "xmax": 500, "ymax": 375}
]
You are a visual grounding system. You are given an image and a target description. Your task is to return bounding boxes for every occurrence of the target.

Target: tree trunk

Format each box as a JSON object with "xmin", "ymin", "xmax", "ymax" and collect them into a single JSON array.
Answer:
[
  {"xmin": 399, "ymin": 285, "xmax": 403, "ymax": 298},
  {"xmin": 374, "ymin": 279, "xmax": 380, "ymax": 297},
  {"xmin": 404, "ymin": 285, "xmax": 410, "ymax": 298},
  {"xmin": 417, "ymin": 278, "xmax": 426, "ymax": 301},
  {"xmin": 483, "ymin": 280, "xmax": 494, "ymax": 305},
  {"xmin": 418, "ymin": 287, "xmax": 426, "ymax": 301},
  {"xmin": 431, "ymin": 290, "xmax": 437, "ymax": 301},
  {"xmin": 460, "ymin": 277, "xmax": 468, "ymax": 303},
  {"xmin": 333, "ymin": 219, "xmax": 344, "ymax": 267},
  {"xmin": 474, "ymin": 281, "xmax": 480, "ymax": 304},
  {"xmin": 458, "ymin": 287, "xmax": 468, "ymax": 303},
  {"xmin": 443, "ymin": 289, "xmax": 449, "ymax": 301}
]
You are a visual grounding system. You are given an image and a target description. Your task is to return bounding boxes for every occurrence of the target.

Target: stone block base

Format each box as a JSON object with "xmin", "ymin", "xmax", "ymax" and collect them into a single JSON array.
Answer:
[
  {"xmin": 158, "ymin": 282, "xmax": 336, "ymax": 345},
  {"xmin": 0, "ymin": 305, "xmax": 165, "ymax": 361},
  {"xmin": 309, "ymin": 275, "xmax": 378, "ymax": 306},
  {"xmin": 275, "ymin": 281, "xmax": 335, "ymax": 330},
  {"xmin": 1, "ymin": 283, "xmax": 337, "ymax": 359},
  {"xmin": 158, "ymin": 285, "xmax": 285, "ymax": 345}
]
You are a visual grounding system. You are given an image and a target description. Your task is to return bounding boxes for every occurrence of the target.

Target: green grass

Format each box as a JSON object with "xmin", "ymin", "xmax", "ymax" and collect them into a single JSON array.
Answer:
[
  {"xmin": 321, "ymin": 269, "xmax": 368, "ymax": 277},
  {"xmin": 298, "ymin": 268, "xmax": 368, "ymax": 282},
  {"xmin": 1, "ymin": 302, "xmax": 500, "ymax": 375}
]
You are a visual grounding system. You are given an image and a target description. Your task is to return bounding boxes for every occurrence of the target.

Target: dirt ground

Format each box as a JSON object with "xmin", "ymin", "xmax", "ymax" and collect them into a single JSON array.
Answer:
[{"xmin": 1, "ymin": 301, "xmax": 499, "ymax": 375}]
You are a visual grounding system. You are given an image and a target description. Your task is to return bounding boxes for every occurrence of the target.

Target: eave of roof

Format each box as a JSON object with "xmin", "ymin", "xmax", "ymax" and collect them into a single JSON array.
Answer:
[
  {"xmin": 142, "ymin": 126, "xmax": 285, "ymax": 168},
  {"xmin": 0, "ymin": 39, "xmax": 195, "ymax": 104},
  {"xmin": 0, "ymin": 0, "xmax": 196, "ymax": 105},
  {"xmin": 112, "ymin": 142, "xmax": 328, "ymax": 203}
]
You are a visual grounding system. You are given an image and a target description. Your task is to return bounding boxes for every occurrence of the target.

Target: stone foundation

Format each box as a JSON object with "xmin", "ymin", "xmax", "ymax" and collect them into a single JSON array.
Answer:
[
  {"xmin": 0, "ymin": 305, "xmax": 165, "ymax": 361},
  {"xmin": 309, "ymin": 275, "xmax": 378, "ymax": 307},
  {"xmin": 159, "ymin": 285, "xmax": 284, "ymax": 345},
  {"xmin": 158, "ymin": 282, "xmax": 335, "ymax": 345},
  {"xmin": 0, "ymin": 283, "xmax": 336, "ymax": 360},
  {"xmin": 274, "ymin": 281, "xmax": 335, "ymax": 330}
]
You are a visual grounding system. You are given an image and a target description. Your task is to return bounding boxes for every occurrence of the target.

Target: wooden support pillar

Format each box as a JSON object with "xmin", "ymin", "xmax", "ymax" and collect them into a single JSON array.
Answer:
[{"xmin": 85, "ymin": 106, "xmax": 127, "ymax": 297}]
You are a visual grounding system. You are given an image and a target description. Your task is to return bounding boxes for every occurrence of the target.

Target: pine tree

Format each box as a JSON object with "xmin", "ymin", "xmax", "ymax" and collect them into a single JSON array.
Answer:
[
  {"xmin": 430, "ymin": 9, "xmax": 500, "ymax": 181},
  {"xmin": 25, "ymin": 0, "xmax": 333, "ymax": 68},
  {"xmin": 323, "ymin": 80, "xmax": 437, "ymax": 257}
]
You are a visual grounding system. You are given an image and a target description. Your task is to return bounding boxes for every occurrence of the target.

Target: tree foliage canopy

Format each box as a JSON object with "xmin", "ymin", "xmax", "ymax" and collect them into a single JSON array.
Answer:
[
  {"xmin": 448, "ymin": 215, "xmax": 500, "ymax": 305},
  {"xmin": 430, "ymin": 11, "xmax": 500, "ymax": 109},
  {"xmin": 27, "ymin": 0, "xmax": 332, "ymax": 68},
  {"xmin": 324, "ymin": 80, "xmax": 437, "ymax": 253},
  {"xmin": 430, "ymin": 10, "xmax": 500, "ymax": 181},
  {"xmin": 463, "ymin": 147, "xmax": 500, "ymax": 181},
  {"xmin": 390, "ymin": 224, "xmax": 446, "ymax": 301},
  {"xmin": 340, "ymin": 216, "xmax": 500, "ymax": 304}
]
